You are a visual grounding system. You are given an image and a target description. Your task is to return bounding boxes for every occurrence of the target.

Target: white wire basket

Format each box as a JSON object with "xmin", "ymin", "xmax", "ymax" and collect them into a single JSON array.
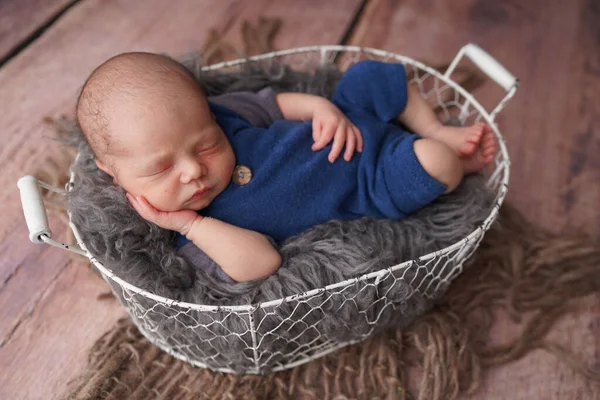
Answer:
[{"xmin": 18, "ymin": 44, "xmax": 517, "ymax": 375}]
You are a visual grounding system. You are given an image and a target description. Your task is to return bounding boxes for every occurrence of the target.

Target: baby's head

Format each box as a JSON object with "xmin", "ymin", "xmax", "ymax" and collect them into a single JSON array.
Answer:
[{"xmin": 76, "ymin": 52, "xmax": 235, "ymax": 212}]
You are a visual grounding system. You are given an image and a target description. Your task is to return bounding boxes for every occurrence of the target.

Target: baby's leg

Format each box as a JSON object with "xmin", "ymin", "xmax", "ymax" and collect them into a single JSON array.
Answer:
[
  {"xmin": 398, "ymin": 85, "xmax": 496, "ymax": 171},
  {"xmin": 414, "ymin": 138, "xmax": 463, "ymax": 194}
]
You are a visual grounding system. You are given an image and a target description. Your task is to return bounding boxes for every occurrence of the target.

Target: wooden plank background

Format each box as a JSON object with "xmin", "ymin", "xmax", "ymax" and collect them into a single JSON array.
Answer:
[
  {"xmin": 0, "ymin": 0, "xmax": 598, "ymax": 399},
  {"xmin": 0, "ymin": 0, "xmax": 76, "ymax": 61}
]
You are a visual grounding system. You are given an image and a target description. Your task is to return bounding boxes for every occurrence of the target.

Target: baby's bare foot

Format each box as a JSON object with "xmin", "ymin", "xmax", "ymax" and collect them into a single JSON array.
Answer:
[
  {"xmin": 461, "ymin": 124, "xmax": 497, "ymax": 174},
  {"xmin": 432, "ymin": 122, "xmax": 486, "ymax": 157}
]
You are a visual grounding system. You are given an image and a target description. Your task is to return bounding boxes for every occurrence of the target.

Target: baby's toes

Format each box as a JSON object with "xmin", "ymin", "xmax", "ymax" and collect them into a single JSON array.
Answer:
[
  {"xmin": 467, "ymin": 124, "xmax": 485, "ymax": 142},
  {"xmin": 482, "ymin": 140, "xmax": 497, "ymax": 162},
  {"xmin": 482, "ymin": 123, "xmax": 494, "ymax": 135},
  {"xmin": 484, "ymin": 148, "xmax": 495, "ymax": 163}
]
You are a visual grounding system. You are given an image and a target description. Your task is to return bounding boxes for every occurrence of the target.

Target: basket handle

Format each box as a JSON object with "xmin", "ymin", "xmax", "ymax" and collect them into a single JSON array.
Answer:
[
  {"xmin": 17, "ymin": 175, "xmax": 86, "ymax": 256},
  {"xmin": 445, "ymin": 43, "xmax": 518, "ymax": 120}
]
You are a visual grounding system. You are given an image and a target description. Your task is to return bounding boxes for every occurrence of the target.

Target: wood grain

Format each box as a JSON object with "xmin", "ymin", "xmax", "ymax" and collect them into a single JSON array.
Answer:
[
  {"xmin": 0, "ymin": 0, "xmax": 75, "ymax": 61},
  {"xmin": 0, "ymin": 224, "xmax": 69, "ymax": 344},
  {"xmin": 347, "ymin": 0, "xmax": 600, "ymax": 398},
  {"xmin": 0, "ymin": 0, "xmax": 363, "ymax": 398},
  {"xmin": 0, "ymin": 262, "xmax": 126, "ymax": 400},
  {"xmin": 561, "ymin": 0, "xmax": 600, "ymax": 236},
  {"xmin": 346, "ymin": 0, "xmax": 600, "ymax": 239}
]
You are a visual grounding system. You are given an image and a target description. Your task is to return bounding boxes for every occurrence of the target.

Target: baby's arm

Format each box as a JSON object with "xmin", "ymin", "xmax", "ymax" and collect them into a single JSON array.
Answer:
[
  {"xmin": 276, "ymin": 93, "xmax": 363, "ymax": 162},
  {"xmin": 276, "ymin": 93, "xmax": 331, "ymax": 121},
  {"xmin": 127, "ymin": 195, "xmax": 281, "ymax": 282},
  {"xmin": 184, "ymin": 216, "xmax": 281, "ymax": 282}
]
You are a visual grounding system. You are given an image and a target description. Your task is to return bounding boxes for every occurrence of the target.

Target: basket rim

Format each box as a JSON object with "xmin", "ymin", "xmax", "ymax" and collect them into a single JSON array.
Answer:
[{"xmin": 69, "ymin": 45, "xmax": 511, "ymax": 313}]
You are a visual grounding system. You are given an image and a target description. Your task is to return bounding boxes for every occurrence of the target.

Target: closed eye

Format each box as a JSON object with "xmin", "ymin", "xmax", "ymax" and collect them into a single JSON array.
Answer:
[
  {"xmin": 197, "ymin": 143, "xmax": 218, "ymax": 155},
  {"xmin": 145, "ymin": 165, "xmax": 172, "ymax": 177}
]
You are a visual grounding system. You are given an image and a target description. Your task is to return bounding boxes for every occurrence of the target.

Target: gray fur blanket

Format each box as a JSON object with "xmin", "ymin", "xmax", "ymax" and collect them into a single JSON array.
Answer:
[{"xmin": 67, "ymin": 55, "xmax": 493, "ymax": 373}]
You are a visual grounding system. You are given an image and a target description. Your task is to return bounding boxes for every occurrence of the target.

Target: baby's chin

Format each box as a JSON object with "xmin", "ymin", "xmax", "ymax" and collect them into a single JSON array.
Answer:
[{"xmin": 181, "ymin": 198, "xmax": 211, "ymax": 211}]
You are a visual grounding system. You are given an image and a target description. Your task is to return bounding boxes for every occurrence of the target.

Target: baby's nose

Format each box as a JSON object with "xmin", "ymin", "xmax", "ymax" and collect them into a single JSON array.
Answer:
[{"xmin": 181, "ymin": 161, "xmax": 206, "ymax": 183}]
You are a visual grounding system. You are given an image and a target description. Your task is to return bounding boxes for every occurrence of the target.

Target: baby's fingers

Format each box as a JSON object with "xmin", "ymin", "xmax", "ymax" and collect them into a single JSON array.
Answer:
[
  {"xmin": 353, "ymin": 125, "xmax": 364, "ymax": 152},
  {"xmin": 343, "ymin": 126, "xmax": 356, "ymax": 162},
  {"xmin": 312, "ymin": 121, "xmax": 335, "ymax": 151},
  {"xmin": 126, "ymin": 193, "xmax": 143, "ymax": 213},
  {"xmin": 328, "ymin": 123, "xmax": 347, "ymax": 163},
  {"xmin": 312, "ymin": 119, "xmax": 321, "ymax": 143},
  {"xmin": 127, "ymin": 194, "xmax": 156, "ymax": 221}
]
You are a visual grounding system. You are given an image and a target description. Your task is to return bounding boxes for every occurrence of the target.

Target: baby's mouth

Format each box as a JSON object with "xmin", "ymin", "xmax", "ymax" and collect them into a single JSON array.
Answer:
[{"xmin": 187, "ymin": 187, "xmax": 212, "ymax": 203}]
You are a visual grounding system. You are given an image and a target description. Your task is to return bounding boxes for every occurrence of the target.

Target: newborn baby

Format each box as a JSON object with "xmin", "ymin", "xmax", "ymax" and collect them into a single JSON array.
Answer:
[{"xmin": 76, "ymin": 52, "xmax": 496, "ymax": 283}]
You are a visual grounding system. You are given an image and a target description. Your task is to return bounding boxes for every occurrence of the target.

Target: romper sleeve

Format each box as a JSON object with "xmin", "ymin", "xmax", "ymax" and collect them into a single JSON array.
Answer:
[
  {"xmin": 173, "ymin": 233, "xmax": 279, "ymax": 284},
  {"xmin": 177, "ymin": 242, "xmax": 236, "ymax": 283},
  {"xmin": 331, "ymin": 60, "xmax": 408, "ymax": 122},
  {"xmin": 173, "ymin": 233, "xmax": 235, "ymax": 282},
  {"xmin": 208, "ymin": 87, "xmax": 284, "ymax": 128}
]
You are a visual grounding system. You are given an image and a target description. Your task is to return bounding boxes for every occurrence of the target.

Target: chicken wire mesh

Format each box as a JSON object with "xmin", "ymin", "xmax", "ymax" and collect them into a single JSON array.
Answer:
[
  {"xmin": 63, "ymin": 45, "xmax": 514, "ymax": 374},
  {"xmin": 102, "ymin": 243, "xmax": 472, "ymax": 374}
]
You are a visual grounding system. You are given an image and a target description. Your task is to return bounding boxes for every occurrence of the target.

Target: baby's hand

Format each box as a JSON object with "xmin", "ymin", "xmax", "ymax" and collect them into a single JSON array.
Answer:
[
  {"xmin": 312, "ymin": 100, "xmax": 363, "ymax": 162},
  {"xmin": 127, "ymin": 194, "xmax": 200, "ymax": 236}
]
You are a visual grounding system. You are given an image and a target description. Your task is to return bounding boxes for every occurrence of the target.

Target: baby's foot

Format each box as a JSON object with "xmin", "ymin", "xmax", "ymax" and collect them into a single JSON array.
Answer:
[
  {"xmin": 432, "ymin": 122, "xmax": 486, "ymax": 157},
  {"xmin": 460, "ymin": 124, "xmax": 497, "ymax": 174}
]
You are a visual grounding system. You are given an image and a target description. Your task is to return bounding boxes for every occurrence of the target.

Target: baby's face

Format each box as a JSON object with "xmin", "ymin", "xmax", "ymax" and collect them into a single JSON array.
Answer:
[{"xmin": 99, "ymin": 93, "xmax": 235, "ymax": 212}]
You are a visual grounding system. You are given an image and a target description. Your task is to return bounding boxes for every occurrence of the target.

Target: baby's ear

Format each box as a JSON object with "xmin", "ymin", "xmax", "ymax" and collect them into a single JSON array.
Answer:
[{"xmin": 95, "ymin": 159, "xmax": 113, "ymax": 177}]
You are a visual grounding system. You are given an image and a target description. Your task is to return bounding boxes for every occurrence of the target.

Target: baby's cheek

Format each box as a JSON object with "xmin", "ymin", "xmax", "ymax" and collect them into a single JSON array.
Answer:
[
  {"xmin": 159, "ymin": 181, "xmax": 185, "ymax": 209},
  {"xmin": 144, "ymin": 190, "xmax": 173, "ymax": 212},
  {"xmin": 133, "ymin": 181, "xmax": 173, "ymax": 211}
]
